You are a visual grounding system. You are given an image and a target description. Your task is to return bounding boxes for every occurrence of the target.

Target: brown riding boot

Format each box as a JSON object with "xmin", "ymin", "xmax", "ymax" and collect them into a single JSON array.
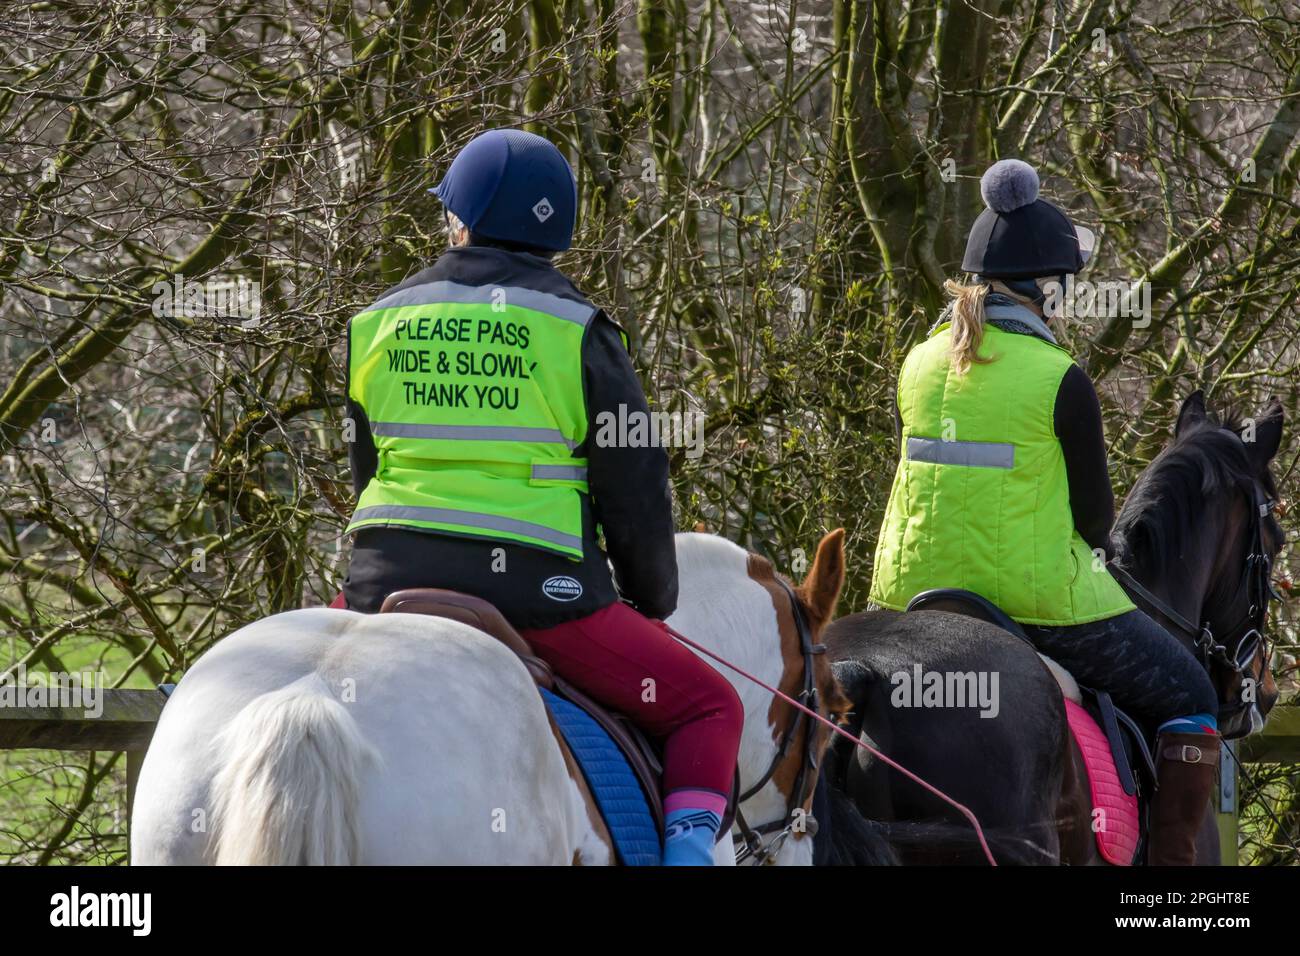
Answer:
[{"xmin": 1147, "ymin": 731, "xmax": 1222, "ymax": 866}]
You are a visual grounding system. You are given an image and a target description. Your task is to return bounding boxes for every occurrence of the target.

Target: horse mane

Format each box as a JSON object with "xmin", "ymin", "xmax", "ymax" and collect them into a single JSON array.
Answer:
[{"xmin": 1111, "ymin": 406, "xmax": 1271, "ymax": 578}]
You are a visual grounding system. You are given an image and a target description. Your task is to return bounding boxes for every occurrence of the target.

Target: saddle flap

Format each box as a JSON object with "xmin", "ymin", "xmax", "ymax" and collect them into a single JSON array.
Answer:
[
  {"xmin": 551, "ymin": 679, "xmax": 742, "ymax": 855},
  {"xmin": 1073, "ymin": 684, "xmax": 1157, "ymax": 793},
  {"xmin": 541, "ymin": 687, "xmax": 663, "ymax": 865},
  {"xmin": 1092, "ymin": 690, "xmax": 1137, "ymax": 796},
  {"xmin": 379, "ymin": 588, "xmax": 554, "ymax": 689},
  {"xmin": 551, "ymin": 674, "xmax": 666, "ymax": 835}
]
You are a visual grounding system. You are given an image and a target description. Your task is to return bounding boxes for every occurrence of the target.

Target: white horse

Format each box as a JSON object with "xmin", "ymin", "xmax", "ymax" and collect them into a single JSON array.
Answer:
[{"xmin": 130, "ymin": 531, "xmax": 848, "ymax": 865}]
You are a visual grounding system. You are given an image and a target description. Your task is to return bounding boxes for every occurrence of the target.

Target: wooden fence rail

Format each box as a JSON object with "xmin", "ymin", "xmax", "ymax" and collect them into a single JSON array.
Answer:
[
  {"xmin": 0, "ymin": 688, "xmax": 167, "ymax": 852},
  {"xmin": 1, "ymin": 691, "xmax": 1296, "ymax": 864}
]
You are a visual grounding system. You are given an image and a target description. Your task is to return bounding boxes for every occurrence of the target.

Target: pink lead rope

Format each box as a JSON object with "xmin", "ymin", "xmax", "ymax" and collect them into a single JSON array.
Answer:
[{"xmin": 665, "ymin": 628, "xmax": 999, "ymax": 867}]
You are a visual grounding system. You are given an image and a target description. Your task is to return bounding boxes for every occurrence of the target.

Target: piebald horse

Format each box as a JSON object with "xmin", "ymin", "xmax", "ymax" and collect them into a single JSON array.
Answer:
[{"xmin": 131, "ymin": 531, "xmax": 850, "ymax": 865}]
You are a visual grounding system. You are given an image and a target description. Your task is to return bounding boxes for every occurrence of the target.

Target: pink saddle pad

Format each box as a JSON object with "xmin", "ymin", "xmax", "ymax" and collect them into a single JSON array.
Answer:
[{"xmin": 1064, "ymin": 698, "xmax": 1139, "ymax": 865}]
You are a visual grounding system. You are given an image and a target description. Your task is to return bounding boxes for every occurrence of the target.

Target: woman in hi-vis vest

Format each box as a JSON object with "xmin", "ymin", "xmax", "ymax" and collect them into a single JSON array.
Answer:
[
  {"xmin": 869, "ymin": 160, "xmax": 1220, "ymax": 865},
  {"xmin": 339, "ymin": 129, "xmax": 742, "ymax": 865}
]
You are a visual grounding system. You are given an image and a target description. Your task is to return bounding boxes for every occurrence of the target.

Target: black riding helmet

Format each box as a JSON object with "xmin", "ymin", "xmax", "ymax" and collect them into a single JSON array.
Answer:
[{"xmin": 962, "ymin": 160, "xmax": 1095, "ymax": 287}]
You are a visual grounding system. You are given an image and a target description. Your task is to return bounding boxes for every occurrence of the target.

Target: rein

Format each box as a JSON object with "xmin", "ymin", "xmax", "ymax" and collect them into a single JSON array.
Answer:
[{"xmin": 666, "ymin": 582, "xmax": 999, "ymax": 867}]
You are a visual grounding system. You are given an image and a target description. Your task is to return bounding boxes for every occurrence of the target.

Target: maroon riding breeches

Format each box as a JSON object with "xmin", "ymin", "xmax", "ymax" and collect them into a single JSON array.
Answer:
[
  {"xmin": 326, "ymin": 590, "xmax": 743, "ymax": 801},
  {"xmin": 521, "ymin": 602, "xmax": 743, "ymax": 801}
]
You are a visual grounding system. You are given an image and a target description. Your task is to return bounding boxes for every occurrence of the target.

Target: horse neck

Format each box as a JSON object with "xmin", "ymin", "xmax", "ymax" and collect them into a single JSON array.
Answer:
[
  {"xmin": 669, "ymin": 536, "xmax": 790, "ymax": 693},
  {"xmin": 1200, "ymin": 500, "xmax": 1255, "ymax": 630},
  {"xmin": 670, "ymin": 578, "xmax": 788, "ymax": 748},
  {"xmin": 1116, "ymin": 486, "xmax": 1235, "ymax": 634},
  {"xmin": 669, "ymin": 535, "xmax": 805, "ymax": 840}
]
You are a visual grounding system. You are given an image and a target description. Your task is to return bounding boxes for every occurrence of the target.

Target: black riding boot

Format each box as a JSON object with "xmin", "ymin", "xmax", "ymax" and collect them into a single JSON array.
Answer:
[{"xmin": 1147, "ymin": 731, "xmax": 1221, "ymax": 866}]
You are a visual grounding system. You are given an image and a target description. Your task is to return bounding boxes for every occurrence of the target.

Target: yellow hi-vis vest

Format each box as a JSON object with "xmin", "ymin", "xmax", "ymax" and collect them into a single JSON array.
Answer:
[
  {"xmin": 869, "ymin": 319, "xmax": 1134, "ymax": 626},
  {"xmin": 345, "ymin": 280, "xmax": 596, "ymax": 559}
]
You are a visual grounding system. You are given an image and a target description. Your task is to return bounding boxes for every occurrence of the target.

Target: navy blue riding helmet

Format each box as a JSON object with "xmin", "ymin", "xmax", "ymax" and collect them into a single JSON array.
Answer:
[
  {"xmin": 430, "ymin": 129, "xmax": 578, "ymax": 253},
  {"xmin": 962, "ymin": 159, "xmax": 1096, "ymax": 302}
]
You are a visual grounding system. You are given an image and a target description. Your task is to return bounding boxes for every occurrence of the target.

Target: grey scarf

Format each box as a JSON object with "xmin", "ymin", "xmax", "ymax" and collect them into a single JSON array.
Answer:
[
  {"xmin": 935, "ymin": 292, "xmax": 1057, "ymax": 344},
  {"xmin": 983, "ymin": 294, "xmax": 1057, "ymax": 344}
]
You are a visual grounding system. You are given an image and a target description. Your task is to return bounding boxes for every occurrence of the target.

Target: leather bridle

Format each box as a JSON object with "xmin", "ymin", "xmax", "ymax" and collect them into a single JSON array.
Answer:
[
  {"xmin": 1107, "ymin": 480, "xmax": 1280, "ymax": 739},
  {"xmin": 732, "ymin": 578, "xmax": 827, "ymax": 864}
]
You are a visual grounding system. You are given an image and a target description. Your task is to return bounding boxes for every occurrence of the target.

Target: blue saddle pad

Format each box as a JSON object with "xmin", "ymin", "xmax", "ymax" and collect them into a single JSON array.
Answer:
[{"xmin": 539, "ymin": 688, "xmax": 661, "ymax": 866}]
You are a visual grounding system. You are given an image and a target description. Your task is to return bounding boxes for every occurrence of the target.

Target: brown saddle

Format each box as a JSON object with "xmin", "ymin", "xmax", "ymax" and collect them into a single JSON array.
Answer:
[
  {"xmin": 380, "ymin": 588, "xmax": 556, "ymax": 688},
  {"xmin": 378, "ymin": 588, "xmax": 666, "ymax": 834}
]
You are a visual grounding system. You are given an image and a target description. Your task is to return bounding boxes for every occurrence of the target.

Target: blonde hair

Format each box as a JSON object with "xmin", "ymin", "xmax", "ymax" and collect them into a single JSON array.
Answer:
[
  {"xmin": 944, "ymin": 279, "xmax": 994, "ymax": 375},
  {"xmin": 445, "ymin": 211, "xmax": 469, "ymax": 247}
]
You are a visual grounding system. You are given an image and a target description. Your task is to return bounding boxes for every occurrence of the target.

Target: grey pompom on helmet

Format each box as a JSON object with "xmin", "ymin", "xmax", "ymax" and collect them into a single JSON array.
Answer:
[{"xmin": 961, "ymin": 159, "xmax": 1095, "ymax": 280}]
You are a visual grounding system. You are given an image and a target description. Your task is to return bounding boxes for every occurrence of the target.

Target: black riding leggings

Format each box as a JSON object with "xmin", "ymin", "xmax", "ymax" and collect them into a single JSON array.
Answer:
[{"xmin": 1022, "ymin": 610, "xmax": 1218, "ymax": 729}]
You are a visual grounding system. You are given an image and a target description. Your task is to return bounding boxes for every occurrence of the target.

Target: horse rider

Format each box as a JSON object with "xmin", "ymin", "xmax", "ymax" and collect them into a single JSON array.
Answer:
[
  {"xmin": 867, "ymin": 159, "xmax": 1221, "ymax": 865},
  {"xmin": 338, "ymin": 128, "xmax": 743, "ymax": 865}
]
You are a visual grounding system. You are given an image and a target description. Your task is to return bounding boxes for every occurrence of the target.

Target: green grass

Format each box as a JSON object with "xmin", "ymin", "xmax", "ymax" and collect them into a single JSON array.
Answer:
[{"xmin": 2, "ymin": 634, "xmax": 155, "ymax": 865}]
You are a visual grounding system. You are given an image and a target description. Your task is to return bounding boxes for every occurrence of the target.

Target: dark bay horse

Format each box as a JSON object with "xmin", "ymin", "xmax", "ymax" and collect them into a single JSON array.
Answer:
[{"xmin": 823, "ymin": 392, "xmax": 1285, "ymax": 865}]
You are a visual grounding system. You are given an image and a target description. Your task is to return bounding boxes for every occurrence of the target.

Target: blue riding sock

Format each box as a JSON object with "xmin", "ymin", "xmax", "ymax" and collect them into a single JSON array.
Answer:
[
  {"xmin": 662, "ymin": 807, "xmax": 722, "ymax": 866},
  {"xmin": 1158, "ymin": 713, "xmax": 1218, "ymax": 735}
]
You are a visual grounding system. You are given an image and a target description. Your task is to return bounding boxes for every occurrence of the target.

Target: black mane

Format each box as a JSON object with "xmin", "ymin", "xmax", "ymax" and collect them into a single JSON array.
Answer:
[{"xmin": 1111, "ymin": 409, "xmax": 1271, "ymax": 578}]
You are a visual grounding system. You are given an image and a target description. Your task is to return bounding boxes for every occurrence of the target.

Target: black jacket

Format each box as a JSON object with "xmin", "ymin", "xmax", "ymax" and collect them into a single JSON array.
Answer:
[{"xmin": 342, "ymin": 245, "xmax": 679, "ymax": 628}]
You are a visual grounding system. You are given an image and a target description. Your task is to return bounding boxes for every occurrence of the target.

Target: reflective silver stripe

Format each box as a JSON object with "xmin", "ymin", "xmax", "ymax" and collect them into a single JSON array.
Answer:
[
  {"xmin": 364, "ymin": 280, "xmax": 596, "ymax": 327},
  {"xmin": 349, "ymin": 505, "xmax": 582, "ymax": 551},
  {"xmin": 371, "ymin": 422, "xmax": 577, "ymax": 449},
  {"xmin": 907, "ymin": 436, "xmax": 1015, "ymax": 469},
  {"xmin": 531, "ymin": 464, "xmax": 588, "ymax": 482}
]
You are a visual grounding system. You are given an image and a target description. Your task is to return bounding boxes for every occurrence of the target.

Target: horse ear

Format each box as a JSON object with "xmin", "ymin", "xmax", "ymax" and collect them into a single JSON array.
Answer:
[
  {"xmin": 1175, "ymin": 390, "xmax": 1207, "ymax": 438},
  {"xmin": 1244, "ymin": 397, "xmax": 1284, "ymax": 467},
  {"xmin": 800, "ymin": 528, "xmax": 846, "ymax": 628}
]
